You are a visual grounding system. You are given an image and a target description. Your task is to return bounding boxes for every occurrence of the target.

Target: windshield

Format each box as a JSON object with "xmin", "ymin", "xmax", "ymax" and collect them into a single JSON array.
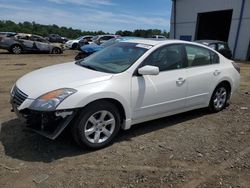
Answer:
[
  {"xmin": 76, "ymin": 42, "xmax": 149, "ymax": 73},
  {"xmin": 92, "ymin": 36, "xmax": 99, "ymax": 41},
  {"xmin": 76, "ymin": 36, "xmax": 83, "ymax": 40}
]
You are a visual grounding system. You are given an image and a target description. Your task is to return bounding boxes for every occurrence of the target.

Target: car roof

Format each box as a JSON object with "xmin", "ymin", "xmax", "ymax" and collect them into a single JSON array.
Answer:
[
  {"xmin": 195, "ymin": 40, "xmax": 227, "ymax": 44},
  {"xmin": 96, "ymin": 34, "xmax": 119, "ymax": 37},
  {"xmin": 121, "ymin": 38, "xmax": 179, "ymax": 46},
  {"xmin": 120, "ymin": 39, "xmax": 221, "ymax": 52},
  {"xmin": 16, "ymin": 33, "xmax": 32, "ymax": 37},
  {"xmin": 82, "ymin": 35, "xmax": 93, "ymax": 37}
]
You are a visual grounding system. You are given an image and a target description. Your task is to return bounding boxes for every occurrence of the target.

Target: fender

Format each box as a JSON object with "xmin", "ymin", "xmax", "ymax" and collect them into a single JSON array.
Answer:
[{"xmin": 57, "ymin": 83, "xmax": 132, "ymax": 130}]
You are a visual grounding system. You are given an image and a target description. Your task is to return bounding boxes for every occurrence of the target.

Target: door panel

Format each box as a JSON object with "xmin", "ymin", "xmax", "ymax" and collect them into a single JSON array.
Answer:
[
  {"xmin": 35, "ymin": 41, "xmax": 50, "ymax": 52},
  {"xmin": 19, "ymin": 39, "xmax": 34, "ymax": 51},
  {"xmin": 131, "ymin": 44, "xmax": 188, "ymax": 120},
  {"xmin": 131, "ymin": 69, "xmax": 187, "ymax": 120},
  {"xmin": 186, "ymin": 65, "xmax": 220, "ymax": 107},
  {"xmin": 184, "ymin": 44, "xmax": 221, "ymax": 107}
]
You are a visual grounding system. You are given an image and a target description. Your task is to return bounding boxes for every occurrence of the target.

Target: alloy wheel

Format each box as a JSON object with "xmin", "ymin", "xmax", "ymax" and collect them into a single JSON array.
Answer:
[
  {"xmin": 84, "ymin": 110, "xmax": 115, "ymax": 144},
  {"xmin": 213, "ymin": 87, "xmax": 227, "ymax": 110},
  {"xmin": 12, "ymin": 46, "xmax": 21, "ymax": 54}
]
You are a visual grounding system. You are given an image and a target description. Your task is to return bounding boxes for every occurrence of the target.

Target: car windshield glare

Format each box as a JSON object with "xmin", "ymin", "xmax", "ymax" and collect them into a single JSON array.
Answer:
[
  {"xmin": 76, "ymin": 36, "xmax": 83, "ymax": 40},
  {"xmin": 92, "ymin": 36, "xmax": 99, "ymax": 41},
  {"xmin": 77, "ymin": 42, "xmax": 149, "ymax": 73},
  {"xmin": 100, "ymin": 38, "xmax": 118, "ymax": 47}
]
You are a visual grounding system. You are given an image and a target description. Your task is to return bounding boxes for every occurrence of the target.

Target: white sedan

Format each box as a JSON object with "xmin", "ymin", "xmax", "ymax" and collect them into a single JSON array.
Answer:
[
  {"xmin": 10, "ymin": 39, "xmax": 240, "ymax": 149},
  {"xmin": 65, "ymin": 35, "xmax": 93, "ymax": 49}
]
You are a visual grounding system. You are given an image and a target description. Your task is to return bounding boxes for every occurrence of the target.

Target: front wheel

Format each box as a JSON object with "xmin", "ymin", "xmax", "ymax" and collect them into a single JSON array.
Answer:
[
  {"xmin": 209, "ymin": 85, "xmax": 228, "ymax": 112},
  {"xmin": 71, "ymin": 43, "xmax": 78, "ymax": 50},
  {"xmin": 51, "ymin": 47, "xmax": 61, "ymax": 54},
  {"xmin": 71, "ymin": 101, "xmax": 121, "ymax": 149},
  {"xmin": 11, "ymin": 45, "xmax": 22, "ymax": 54}
]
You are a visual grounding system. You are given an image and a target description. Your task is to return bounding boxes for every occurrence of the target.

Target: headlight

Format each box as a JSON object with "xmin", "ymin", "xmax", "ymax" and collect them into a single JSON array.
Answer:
[{"xmin": 30, "ymin": 88, "xmax": 77, "ymax": 111}]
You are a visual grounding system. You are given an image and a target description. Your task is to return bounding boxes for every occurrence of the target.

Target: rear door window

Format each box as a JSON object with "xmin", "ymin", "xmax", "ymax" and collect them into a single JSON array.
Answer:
[
  {"xmin": 208, "ymin": 44, "xmax": 216, "ymax": 50},
  {"xmin": 185, "ymin": 45, "xmax": 219, "ymax": 67},
  {"xmin": 218, "ymin": 43, "xmax": 230, "ymax": 51}
]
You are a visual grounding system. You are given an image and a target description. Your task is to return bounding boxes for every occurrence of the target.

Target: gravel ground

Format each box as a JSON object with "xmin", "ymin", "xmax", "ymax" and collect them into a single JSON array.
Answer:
[{"xmin": 0, "ymin": 49, "xmax": 249, "ymax": 188}]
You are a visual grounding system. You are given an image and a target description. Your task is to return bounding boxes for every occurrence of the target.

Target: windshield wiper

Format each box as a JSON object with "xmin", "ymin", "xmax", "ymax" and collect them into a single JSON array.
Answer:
[
  {"xmin": 85, "ymin": 65, "xmax": 97, "ymax": 71},
  {"xmin": 75, "ymin": 61, "xmax": 111, "ymax": 73},
  {"xmin": 80, "ymin": 64, "xmax": 97, "ymax": 71}
]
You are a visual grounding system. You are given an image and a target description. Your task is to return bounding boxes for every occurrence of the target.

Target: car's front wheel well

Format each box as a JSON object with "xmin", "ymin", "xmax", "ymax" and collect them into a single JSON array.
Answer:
[{"xmin": 83, "ymin": 98, "xmax": 126, "ymax": 124}]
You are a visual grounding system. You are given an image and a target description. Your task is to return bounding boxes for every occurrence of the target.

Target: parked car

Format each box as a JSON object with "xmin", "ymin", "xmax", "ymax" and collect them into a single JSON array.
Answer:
[
  {"xmin": 10, "ymin": 39, "xmax": 240, "ymax": 149},
  {"xmin": 46, "ymin": 34, "xmax": 68, "ymax": 43},
  {"xmin": 78, "ymin": 35, "xmax": 119, "ymax": 48},
  {"xmin": 195, "ymin": 40, "xmax": 232, "ymax": 59},
  {"xmin": 151, "ymin": 35, "xmax": 167, "ymax": 39},
  {"xmin": 75, "ymin": 37, "xmax": 139, "ymax": 60},
  {"xmin": 0, "ymin": 32, "xmax": 16, "ymax": 37},
  {"xmin": 65, "ymin": 35, "xmax": 93, "ymax": 49},
  {"xmin": 0, "ymin": 33, "xmax": 64, "ymax": 54}
]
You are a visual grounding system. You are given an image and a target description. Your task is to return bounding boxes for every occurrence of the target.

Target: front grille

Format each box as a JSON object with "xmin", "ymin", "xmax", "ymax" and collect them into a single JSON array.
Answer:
[{"xmin": 11, "ymin": 86, "xmax": 28, "ymax": 106}]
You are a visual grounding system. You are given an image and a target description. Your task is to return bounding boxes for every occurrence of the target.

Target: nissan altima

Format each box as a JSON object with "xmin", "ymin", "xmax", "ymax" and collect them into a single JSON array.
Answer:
[{"xmin": 10, "ymin": 39, "xmax": 240, "ymax": 149}]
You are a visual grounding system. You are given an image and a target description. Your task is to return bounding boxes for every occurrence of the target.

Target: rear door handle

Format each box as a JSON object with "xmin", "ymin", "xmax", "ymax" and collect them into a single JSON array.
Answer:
[
  {"xmin": 213, "ymin": 70, "xmax": 221, "ymax": 76},
  {"xmin": 176, "ymin": 77, "xmax": 185, "ymax": 85}
]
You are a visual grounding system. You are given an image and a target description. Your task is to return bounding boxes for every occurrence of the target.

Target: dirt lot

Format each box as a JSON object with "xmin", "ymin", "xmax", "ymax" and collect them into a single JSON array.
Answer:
[{"xmin": 0, "ymin": 49, "xmax": 250, "ymax": 188}]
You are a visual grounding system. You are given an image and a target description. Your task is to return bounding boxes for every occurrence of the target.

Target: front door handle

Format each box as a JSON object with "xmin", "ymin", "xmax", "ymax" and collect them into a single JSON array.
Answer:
[
  {"xmin": 176, "ymin": 77, "xmax": 185, "ymax": 85},
  {"xmin": 213, "ymin": 70, "xmax": 221, "ymax": 76}
]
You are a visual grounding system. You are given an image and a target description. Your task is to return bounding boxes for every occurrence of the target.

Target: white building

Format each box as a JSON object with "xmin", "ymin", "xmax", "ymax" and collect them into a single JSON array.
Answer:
[{"xmin": 170, "ymin": 0, "xmax": 250, "ymax": 60}]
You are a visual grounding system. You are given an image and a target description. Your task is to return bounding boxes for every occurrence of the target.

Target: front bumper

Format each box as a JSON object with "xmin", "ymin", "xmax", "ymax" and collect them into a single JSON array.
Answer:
[
  {"xmin": 11, "ymin": 103, "xmax": 77, "ymax": 139},
  {"xmin": 10, "ymin": 85, "xmax": 78, "ymax": 139},
  {"xmin": 65, "ymin": 43, "xmax": 73, "ymax": 49}
]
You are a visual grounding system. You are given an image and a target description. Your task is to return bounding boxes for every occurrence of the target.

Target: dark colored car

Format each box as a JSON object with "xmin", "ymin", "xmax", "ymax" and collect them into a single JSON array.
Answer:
[
  {"xmin": 195, "ymin": 40, "xmax": 232, "ymax": 59},
  {"xmin": 0, "ymin": 33, "xmax": 64, "ymax": 54},
  {"xmin": 46, "ymin": 34, "xmax": 68, "ymax": 43}
]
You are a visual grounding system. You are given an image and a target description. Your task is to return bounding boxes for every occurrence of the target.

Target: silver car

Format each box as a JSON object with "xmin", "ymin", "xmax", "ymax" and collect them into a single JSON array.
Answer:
[{"xmin": 0, "ymin": 33, "xmax": 64, "ymax": 54}]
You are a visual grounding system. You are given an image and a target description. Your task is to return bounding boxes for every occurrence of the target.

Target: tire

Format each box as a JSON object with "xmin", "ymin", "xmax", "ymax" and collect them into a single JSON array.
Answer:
[
  {"xmin": 71, "ymin": 43, "xmax": 78, "ymax": 50},
  {"xmin": 52, "ymin": 47, "xmax": 61, "ymax": 54},
  {"xmin": 209, "ymin": 84, "xmax": 229, "ymax": 112},
  {"xmin": 71, "ymin": 101, "xmax": 121, "ymax": 149},
  {"xmin": 11, "ymin": 44, "xmax": 22, "ymax": 54}
]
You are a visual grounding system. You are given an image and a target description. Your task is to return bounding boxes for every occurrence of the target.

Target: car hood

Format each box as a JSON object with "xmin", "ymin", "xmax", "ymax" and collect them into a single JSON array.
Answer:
[
  {"xmin": 80, "ymin": 43, "xmax": 103, "ymax": 53},
  {"xmin": 16, "ymin": 62, "xmax": 113, "ymax": 99}
]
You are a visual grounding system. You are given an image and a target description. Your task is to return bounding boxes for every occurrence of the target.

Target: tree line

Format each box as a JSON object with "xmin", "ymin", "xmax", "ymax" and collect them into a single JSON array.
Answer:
[{"xmin": 0, "ymin": 20, "xmax": 169, "ymax": 39}]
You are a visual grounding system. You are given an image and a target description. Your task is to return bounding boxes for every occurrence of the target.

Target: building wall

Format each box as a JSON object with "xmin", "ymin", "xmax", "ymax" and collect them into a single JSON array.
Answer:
[{"xmin": 170, "ymin": 0, "xmax": 250, "ymax": 60}]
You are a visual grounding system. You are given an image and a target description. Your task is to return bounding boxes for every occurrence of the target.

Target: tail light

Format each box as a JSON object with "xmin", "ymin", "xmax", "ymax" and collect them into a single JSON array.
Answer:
[{"xmin": 232, "ymin": 62, "xmax": 240, "ymax": 73}]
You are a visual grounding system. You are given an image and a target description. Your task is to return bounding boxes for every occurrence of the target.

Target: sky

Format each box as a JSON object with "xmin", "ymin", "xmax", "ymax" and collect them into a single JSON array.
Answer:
[{"xmin": 0, "ymin": 0, "xmax": 172, "ymax": 33}]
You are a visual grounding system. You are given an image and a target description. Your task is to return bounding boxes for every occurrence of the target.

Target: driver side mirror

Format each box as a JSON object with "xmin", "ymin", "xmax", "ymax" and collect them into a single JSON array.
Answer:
[{"xmin": 138, "ymin": 65, "xmax": 159, "ymax": 76}]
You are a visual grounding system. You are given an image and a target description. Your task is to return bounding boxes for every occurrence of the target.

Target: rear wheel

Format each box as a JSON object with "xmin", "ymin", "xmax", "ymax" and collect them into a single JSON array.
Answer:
[
  {"xmin": 209, "ymin": 84, "xmax": 228, "ymax": 112},
  {"xmin": 11, "ymin": 45, "xmax": 22, "ymax": 54},
  {"xmin": 71, "ymin": 101, "xmax": 121, "ymax": 149}
]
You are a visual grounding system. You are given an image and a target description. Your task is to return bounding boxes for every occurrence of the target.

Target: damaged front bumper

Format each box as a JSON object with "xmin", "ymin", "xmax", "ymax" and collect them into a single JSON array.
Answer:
[{"xmin": 11, "ymin": 104, "xmax": 78, "ymax": 140}]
